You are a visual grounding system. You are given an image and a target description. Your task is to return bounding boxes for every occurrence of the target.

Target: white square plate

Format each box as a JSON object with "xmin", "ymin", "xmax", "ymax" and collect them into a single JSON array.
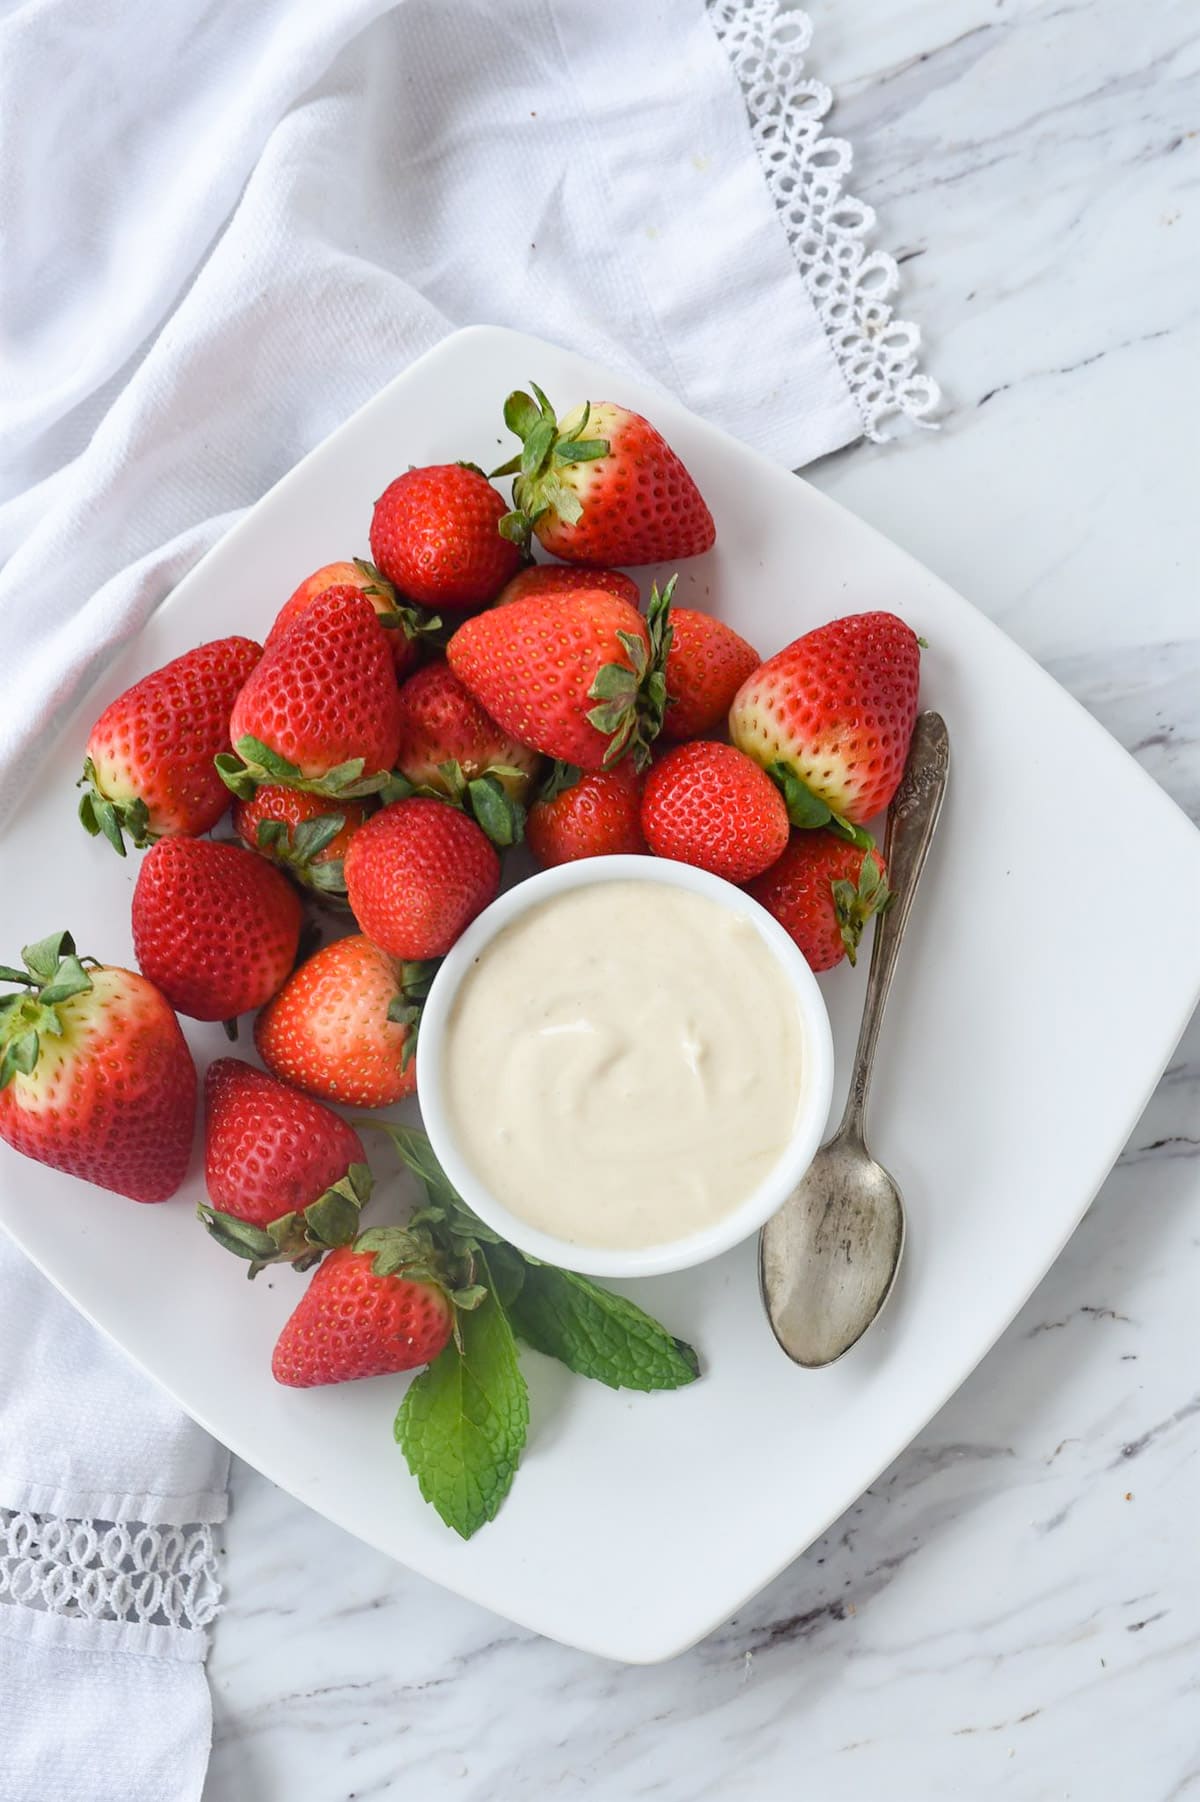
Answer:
[{"xmin": 2, "ymin": 327, "xmax": 1198, "ymax": 1663}]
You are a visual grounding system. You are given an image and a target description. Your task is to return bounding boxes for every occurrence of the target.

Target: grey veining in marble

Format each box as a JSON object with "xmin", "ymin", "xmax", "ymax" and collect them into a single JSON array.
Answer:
[{"xmin": 203, "ymin": 1, "xmax": 1200, "ymax": 1796}]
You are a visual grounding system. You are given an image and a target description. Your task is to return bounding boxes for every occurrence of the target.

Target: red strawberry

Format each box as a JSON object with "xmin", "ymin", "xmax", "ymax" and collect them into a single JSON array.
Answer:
[
  {"xmin": 662, "ymin": 608, "xmax": 760, "ymax": 742},
  {"xmin": 272, "ymin": 1235, "xmax": 453, "ymax": 1388},
  {"xmin": 729, "ymin": 612, "xmax": 921, "ymax": 828},
  {"xmin": 748, "ymin": 833, "xmax": 890, "ymax": 972},
  {"xmin": 199, "ymin": 1058, "xmax": 372, "ymax": 1271},
  {"xmin": 222, "ymin": 587, "xmax": 403, "ymax": 801},
  {"xmin": 496, "ymin": 564, "xmax": 640, "ymax": 608},
  {"xmin": 0, "ymin": 931, "xmax": 196, "ymax": 1202},
  {"xmin": 131, "ymin": 838, "xmax": 303, "ymax": 1023},
  {"xmin": 369, "ymin": 464, "xmax": 522, "ymax": 610},
  {"xmin": 641, "ymin": 741, "xmax": 788, "ymax": 883},
  {"xmin": 395, "ymin": 662, "xmax": 541, "ymax": 807},
  {"xmin": 527, "ymin": 760, "xmax": 646, "ymax": 867},
  {"xmin": 344, "ymin": 798, "xmax": 499, "ymax": 960},
  {"xmin": 448, "ymin": 583, "xmax": 669, "ymax": 772},
  {"xmin": 233, "ymin": 786, "xmax": 367, "ymax": 897},
  {"xmin": 267, "ymin": 559, "xmax": 433, "ymax": 679},
  {"xmin": 79, "ymin": 637, "xmax": 261, "ymax": 855},
  {"xmin": 494, "ymin": 385, "xmax": 714, "ymax": 565},
  {"xmin": 255, "ymin": 934, "xmax": 421, "ymax": 1108}
]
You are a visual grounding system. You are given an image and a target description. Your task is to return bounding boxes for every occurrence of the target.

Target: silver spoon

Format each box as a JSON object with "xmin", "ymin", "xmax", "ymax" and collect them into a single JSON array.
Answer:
[{"xmin": 759, "ymin": 711, "xmax": 950, "ymax": 1367}]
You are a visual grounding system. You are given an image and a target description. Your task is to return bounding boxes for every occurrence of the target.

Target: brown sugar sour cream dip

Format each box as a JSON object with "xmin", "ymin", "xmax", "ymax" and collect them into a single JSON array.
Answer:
[{"xmin": 417, "ymin": 857, "xmax": 835, "ymax": 1279}]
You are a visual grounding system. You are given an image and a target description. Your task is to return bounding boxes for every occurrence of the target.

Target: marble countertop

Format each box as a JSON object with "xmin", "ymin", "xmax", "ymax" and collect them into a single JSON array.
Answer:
[{"xmin": 203, "ymin": 2, "xmax": 1200, "ymax": 1796}]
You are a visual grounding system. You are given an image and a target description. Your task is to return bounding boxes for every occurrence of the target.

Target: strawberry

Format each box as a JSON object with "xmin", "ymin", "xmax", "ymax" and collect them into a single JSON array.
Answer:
[
  {"xmin": 0, "ymin": 931, "xmax": 196, "ymax": 1202},
  {"xmin": 271, "ymin": 1234, "xmax": 455, "ymax": 1387},
  {"xmin": 220, "ymin": 587, "xmax": 404, "ymax": 803},
  {"xmin": 748, "ymin": 832, "xmax": 890, "ymax": 972},
  {"xmin": 662, "ymin": 608, "xmax": 760, "ymax": 741},
  {"xmin": 493, "ymin": 385, "xmax": 714, "ymax": 565},
  {"xmin": 447, "ymin": 579, "xmax": 675, "ymax": 772},
  {"xmin": 267, "ymin": 559, "xmax": 435, "ymax": 679},
  {"xmin": 369, "ymin": 464, "xmax": 522, "ymax": 610},
  {"xmin": 344, "ymin": 798, "xmax": 500, "ymax": 960},
  {"xmin": 255, "ymin": 934, "xmax": 424, "ymax": 1108},
  {"xmin": 393, "ymin": 661, "xmax": 540, "ymax": 847},
  {"xmin": 641, "ymin": 741, "xmax": 788, "ymax": 883},
  {"xmin": 729, "ymin": 612, "xmax": 921, "ymax": 830},
  {"xmin": 198, "ymin": 1058, "xmax": 372, "ymax": 1271},
  {"xmin": 79, "ymin": 636, "xmax": 261, "ymax": 855},
  {"xmin": 233, "ymin": 786, "xmax": 367, "ymax": 897},
  {"xmin": 131, "ymin": 838, "xmax": 303, "ymax": 1023},
  {"xmin": 527, "ymin": 760, "xmax": 646, "ymax": 867},
  {"xmin": 496, "ymin": 564, "xmax": 640, "ymax": 608}
]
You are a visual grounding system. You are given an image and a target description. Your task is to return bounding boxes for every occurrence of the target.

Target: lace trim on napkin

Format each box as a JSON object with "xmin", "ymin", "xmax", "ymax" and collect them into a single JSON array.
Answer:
[
  {"xmin": 709, "ymin": 0, "xmax": 939, "ymax": 440},
  {"xmin": 0, "ymin": 1508, "xmax": 220, "ymax": 1633}
]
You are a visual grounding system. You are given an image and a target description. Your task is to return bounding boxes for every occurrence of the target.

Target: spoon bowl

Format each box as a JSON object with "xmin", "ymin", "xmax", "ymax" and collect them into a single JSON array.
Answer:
[{"xmin": 759, "ymin": 1127, "xmax": 906, "ymax": 1367}]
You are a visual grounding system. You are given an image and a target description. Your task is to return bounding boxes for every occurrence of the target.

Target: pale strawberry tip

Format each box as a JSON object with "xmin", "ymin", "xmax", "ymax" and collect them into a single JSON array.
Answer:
[
  {"xmin": 767, "ymin": 760, "xmax": 877, "ymax": 853},
  {"xmin": 197, "ymin": 1159, "xmax": 375, "ymax": 1278},
  {"xmin": 493, "ymin": 383, "xmax": 611, "ymax": 554},
  {"xmin": 0, "ymin": 930, "xmax": 96, "ymax": 1090},
  {"xmin": 76, "ymin": 757, "xmax": 152, "ymax": 857}
]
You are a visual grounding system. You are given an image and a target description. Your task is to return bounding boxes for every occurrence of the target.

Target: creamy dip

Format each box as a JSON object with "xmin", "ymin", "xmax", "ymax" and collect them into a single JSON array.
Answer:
[{"xmin": 441, "ymin": 879, "xmax": 805, "ymax": 1250}]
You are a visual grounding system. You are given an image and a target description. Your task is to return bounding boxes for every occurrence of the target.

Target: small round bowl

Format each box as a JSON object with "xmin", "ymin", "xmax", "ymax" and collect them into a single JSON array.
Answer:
[{"xmin": 416, "ymin": 854, "xmax": 835, "ymax": 1279}]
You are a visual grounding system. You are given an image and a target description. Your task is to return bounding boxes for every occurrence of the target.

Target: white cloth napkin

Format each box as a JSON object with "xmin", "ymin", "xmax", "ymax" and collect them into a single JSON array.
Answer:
[{"xmin": 0, "ymin": 0, "xmax": 936, "ymax": 1796}]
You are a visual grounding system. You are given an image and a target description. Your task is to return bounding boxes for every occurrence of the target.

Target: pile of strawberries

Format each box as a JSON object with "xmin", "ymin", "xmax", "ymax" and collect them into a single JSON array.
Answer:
[{"xmin": 0, "ymin": 380, "xmax": 920, "ymax": 1533}]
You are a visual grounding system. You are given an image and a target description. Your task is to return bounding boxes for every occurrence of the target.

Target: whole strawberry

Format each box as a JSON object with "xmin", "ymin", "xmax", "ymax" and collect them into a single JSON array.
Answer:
[
  {"xmin": 267, "ymin": 558, "xmax": 434, "ymax": 679},
  {"xmin": 496, "ymin": 563, "xmax": 640, "ymax": 608},
  {"xmin": 199, "ymin": 1058, "xmax": 372, "ymax": 1271},
  {"xmin": 0, "ymin": 931, "xmax": 196, "ymax": 1202},
  {"xmin": 221, "ymin": 587, "xmax": 403, "ymax": 801},
  {"xmin": 132, "ymin": 838, "xmax": 303, "ymax": 1023},
  {"xmin": 79, "ymin": 636, "xmax": 261, "ymax": 855},
  {"xmin": 494, "ymin": 385, "xmax": 714, "ymax": 564},
  {"xmin": 369, "ymin": 464, "xmax": 522, "ymax": 610},
  {"xmin": 448, "ymin": 582, "xmax": 669, "ymax": 771},
  {"xmin": 344, "ymin": 798, "xmax": 499, "ymax": 960},
  {"xmin": 641, "ymin": 741, "xmax": 788, "ymax": 883},
  {"xmin": 730, "ymin": 612, "xmax": 921, "ymax": 829},
  {"xmin": 395, "ymin": 662, "xmax": 541, "ymax": 805},
  {"xmin": 527, "ymin": 761, "xmax": 646, "ymax": 867},
  {"xmin": 256, "ymin": 934, "xmax": 423, "ymax": 1107},
  {"xmin": 233, "ymin": 786, "xmax": 367, "ymax": 897},
  {"xmin": 272, "ymin": 1233, "xmax": 454, "ymax": 1387},
  {"xmin": 748, "ymin": 833, "xmax": 890, "ymax": 971},
  {"xmin": 663, "ymin": 608, "xmax": 760, "ymax": 741}
]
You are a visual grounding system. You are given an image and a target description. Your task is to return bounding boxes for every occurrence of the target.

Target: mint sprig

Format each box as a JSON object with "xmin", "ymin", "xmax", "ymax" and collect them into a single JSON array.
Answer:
[
  {"xmin": 395, "ymin": 1261, "xmax": 529, "ymax": 1540},
  {"xmin": 509, "ymin": 1264, "xmax": 700, "ymax": 1392},
  {"xmin": 365, "ymin": 1126, "xmax": 702, "ymax": 1538}
]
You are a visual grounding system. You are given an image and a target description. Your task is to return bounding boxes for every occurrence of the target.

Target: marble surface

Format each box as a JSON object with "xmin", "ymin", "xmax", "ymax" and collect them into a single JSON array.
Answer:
[{"xmin": 203, "ymin": 2, "xmax": 1200, "ymax": 1796}]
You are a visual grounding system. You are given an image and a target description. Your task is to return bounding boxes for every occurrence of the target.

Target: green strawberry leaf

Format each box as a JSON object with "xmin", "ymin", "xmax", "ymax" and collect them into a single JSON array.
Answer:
[
  {"xmin": 395, "ymin": 1274, "xmax": 529, "ymax": 1539},
  {"xmin": 0, "ymin": 1031, "xmax": 40, "ymax": 1090},
  {"xmin": 768, "ymin": 762, "xmax": 833, "ymax": 830},
  {"xmin": 509, "ymin": 1265, "xmax": 700, "ymax": 1393},
  {"xmin": 466, "ymin": 774, "xmax": 526, "ymax": 848},
  {"xmin": 826, "ymin": 812, "xmax": 877, "ymax": 854}
]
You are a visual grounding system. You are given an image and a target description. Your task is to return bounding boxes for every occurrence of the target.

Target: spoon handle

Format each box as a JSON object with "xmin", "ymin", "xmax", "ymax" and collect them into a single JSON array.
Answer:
[{"xmin": 838, "ymin": 711, "xmax": 950, "ymax": 1139}]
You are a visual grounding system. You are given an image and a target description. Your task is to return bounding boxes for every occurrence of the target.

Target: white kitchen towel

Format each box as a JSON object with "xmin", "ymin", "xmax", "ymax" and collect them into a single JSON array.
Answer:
[{"xmin": 0, "ymin": 0, "xmax": 937, "ymax": 1797}]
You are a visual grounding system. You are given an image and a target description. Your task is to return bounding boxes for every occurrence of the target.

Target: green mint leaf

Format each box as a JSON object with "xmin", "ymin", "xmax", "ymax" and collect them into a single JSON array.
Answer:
[
  {"xmin": 395, "ymin": 1278, "xmax": 529, "ymax": 1539},
  {"xmin": 510, "ymin": 1266, "xmax": 700, "ymax": 1393}
]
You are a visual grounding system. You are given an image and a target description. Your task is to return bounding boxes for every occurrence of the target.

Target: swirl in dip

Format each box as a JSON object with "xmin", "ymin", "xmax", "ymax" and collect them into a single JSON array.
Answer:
[{"xmin": 441, "ymin": 878, "xmax": 805, "ymax": 1251}]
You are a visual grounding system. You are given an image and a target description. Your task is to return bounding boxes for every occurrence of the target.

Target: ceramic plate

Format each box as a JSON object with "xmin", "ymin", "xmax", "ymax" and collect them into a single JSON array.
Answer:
[{"xmin": 2, "ymin": 327, "xmax": 1197, "ymax": 1663}]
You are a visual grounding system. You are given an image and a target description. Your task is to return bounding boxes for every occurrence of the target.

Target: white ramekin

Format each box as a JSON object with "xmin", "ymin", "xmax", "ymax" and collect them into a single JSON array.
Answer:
[{"xmin": 416, "ymin": 854, "xmax": 835, "ymax": 1279}]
